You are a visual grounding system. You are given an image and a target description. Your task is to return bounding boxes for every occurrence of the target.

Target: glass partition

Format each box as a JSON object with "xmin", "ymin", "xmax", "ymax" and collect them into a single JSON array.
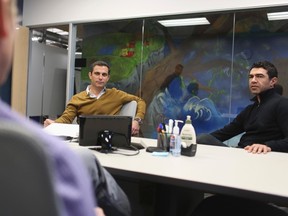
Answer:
[{"xmin": 29, "ymin": 6, "xmax": 288, "ymax": 138}]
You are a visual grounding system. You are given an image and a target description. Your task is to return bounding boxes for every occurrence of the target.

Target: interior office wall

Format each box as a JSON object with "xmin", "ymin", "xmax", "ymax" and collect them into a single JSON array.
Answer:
[
  {"xmin": 27, "ymin": 42, "xmax": 67, "ymax": 120},
  {"xmin": 22, "ymin": 0, "xmax": 288, "ymax": 27}
]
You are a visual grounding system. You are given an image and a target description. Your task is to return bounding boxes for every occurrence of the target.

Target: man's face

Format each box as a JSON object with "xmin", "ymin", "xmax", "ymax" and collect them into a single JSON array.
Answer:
[
  {"xmin": 88, "ymin": 65, "xmax": 110, "ymax": 89},
  {"xmin": 248, "ymin": 67, "xmax": 277, "ymax": 95},
  {"xmin": 0, "ymin": 0, "xmax": 17, "ymax": 85}
]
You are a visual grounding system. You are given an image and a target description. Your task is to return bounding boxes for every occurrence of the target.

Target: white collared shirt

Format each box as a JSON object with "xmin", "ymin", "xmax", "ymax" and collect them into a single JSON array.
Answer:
[{"xmin": 86, "ymin": 85, "xmax": 106, "ymax": 99}]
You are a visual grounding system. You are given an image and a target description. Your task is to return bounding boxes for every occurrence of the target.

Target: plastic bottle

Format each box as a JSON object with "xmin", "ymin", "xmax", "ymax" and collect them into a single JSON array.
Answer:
[
  {"xmin": 180, "ymin": 115, "xmax": 196, "ymax": 147},
  {"xmin": 171, "ymin": 120, "xmax": 183, "ymax": 157},
  {"xmin": 168, "ymin": 119, "xmax": 173, "ymax": 134},
  {"xmin": 169, "ymin": 133, "xmax": 176, "ymax": 153}
]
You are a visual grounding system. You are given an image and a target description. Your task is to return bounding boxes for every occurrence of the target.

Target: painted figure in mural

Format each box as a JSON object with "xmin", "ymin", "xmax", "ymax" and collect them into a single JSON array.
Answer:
[
  {"xmin": 160, "ymin": 64, "xmax": 186, "ymax": 99},
  {"xmin": 146, "ymin": 62, "xmax": 222, "ymax": 138},
  {"xmin": 160, "ymin": 63, "xmax": 200, "ymax": 106},
  {"xmin": 197, "ymin": 60, "xmax": 288, "ymax": 153},
  {"xmin": 186, "ymin": 81, "xmax": 199, "ymax": 96},
  {"xmin": 44, "ymin": 60, "xmax": 146, "ymax": 135}
]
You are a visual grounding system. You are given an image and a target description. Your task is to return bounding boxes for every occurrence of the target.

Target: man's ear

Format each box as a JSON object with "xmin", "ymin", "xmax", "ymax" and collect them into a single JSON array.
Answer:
[
  {"xmin": 0, "ymin": 0, "xmax": 5, "ymax": 36},
  {"xmin": 271, "ymin": 77, "xmax": 278, "ymax": 87},
  {"xmin": 88, "ymin": 71, "xmax": 92, "ymax": 79},
  {"xmin": 0, "ymin": 0, "xmax": 9, "ymax": 37}
]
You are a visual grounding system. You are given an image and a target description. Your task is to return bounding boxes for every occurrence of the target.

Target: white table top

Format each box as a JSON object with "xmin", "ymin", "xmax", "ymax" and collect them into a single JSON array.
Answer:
[{"xmin": 68, "ymin": 137, "xmax": 288, "ymax": 205}]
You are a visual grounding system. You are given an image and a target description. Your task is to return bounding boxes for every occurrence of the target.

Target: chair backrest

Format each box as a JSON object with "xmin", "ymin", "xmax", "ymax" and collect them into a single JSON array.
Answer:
[
  {"xmin": 118, "ymin": 100, "xmax": 137, "ymax": 118},
  {"xmin": 73, "ymin": 100, "xmax": 137, "ymax": 124},
  {"xmin": 0, "ymin": 120, "xmax": 60, "ymax": 216}
]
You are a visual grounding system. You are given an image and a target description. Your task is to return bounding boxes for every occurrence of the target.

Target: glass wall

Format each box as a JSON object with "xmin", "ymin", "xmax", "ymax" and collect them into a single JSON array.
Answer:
[{"xmin": 30, "ymin": 7, "xmax": 288, "ymax": 138}]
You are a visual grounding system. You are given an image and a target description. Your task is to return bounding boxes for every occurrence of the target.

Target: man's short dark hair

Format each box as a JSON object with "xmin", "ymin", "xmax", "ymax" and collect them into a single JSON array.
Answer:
[
  {"xmin": 249, "ymin": 60, "xmax": 278, "ymax": 79},
  {"xmin": 274, "ymin": 84, "xmax": 283, "ymax": 95},
  {"xmin": 90, "ymin": 60, "xmax": 111, "ymax": 74}
]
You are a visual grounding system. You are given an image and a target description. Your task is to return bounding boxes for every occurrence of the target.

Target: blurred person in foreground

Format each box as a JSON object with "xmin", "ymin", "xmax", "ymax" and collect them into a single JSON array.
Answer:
[{"xmin": 0, "ymin": 0, "xmax": 131, "ymax": 215}]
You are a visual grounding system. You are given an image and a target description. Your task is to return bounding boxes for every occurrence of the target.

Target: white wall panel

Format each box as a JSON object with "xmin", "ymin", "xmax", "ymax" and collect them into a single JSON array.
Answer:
[
  {"xmin": 27, "ymin": 42, "xmax": 67, "ymax": 117},
  {"xmin": 23, "ymin": 0, "xmax": 288, "ymax": 27}
]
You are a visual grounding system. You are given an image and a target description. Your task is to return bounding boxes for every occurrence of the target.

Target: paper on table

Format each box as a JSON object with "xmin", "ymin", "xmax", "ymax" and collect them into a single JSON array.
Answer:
[{"xmin": 43, "ymin": 123, "xmax": 79, "ymax": 138}]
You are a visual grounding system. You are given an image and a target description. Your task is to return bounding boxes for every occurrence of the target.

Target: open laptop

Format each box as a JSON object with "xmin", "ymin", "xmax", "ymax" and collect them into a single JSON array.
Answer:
[{"xmin": 79, "ymin": 115, "xmax": 144, "ymax": 151}]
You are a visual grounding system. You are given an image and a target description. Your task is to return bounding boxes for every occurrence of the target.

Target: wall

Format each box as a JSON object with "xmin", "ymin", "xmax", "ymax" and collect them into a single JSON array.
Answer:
[
  {"xmin": 23, "ymin": 0, "xmax": 288, "ymax": 26},
  {"xmin": 27, "ymin": 42, "xmax": 67, "ymax": 119},
  {"xmin": 11, "ymin": 26, "xmax": 29, "ymax": 115}
]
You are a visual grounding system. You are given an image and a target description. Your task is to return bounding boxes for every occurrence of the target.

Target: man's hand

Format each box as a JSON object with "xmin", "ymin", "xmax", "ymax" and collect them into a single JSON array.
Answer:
[
  {"xmin": 244, "ymin": 144, "xmax": 271, "ymax": 154},
  {"xmin": 131, "ymin": 120, "xmax": 140, "ymax": 135},
  {"xmin": 43, "ymin": 118, "xmax": 55, "ymax": 127},
  {"xmin": 95, "ymin": 207, "xmax": 105, "ymax": 216}
]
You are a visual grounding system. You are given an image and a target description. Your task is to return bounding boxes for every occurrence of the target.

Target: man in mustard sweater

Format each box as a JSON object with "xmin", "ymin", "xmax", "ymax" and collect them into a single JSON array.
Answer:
[{"xmin": 44, "ymin": 60, "xmax": 146, "ymax": 135}]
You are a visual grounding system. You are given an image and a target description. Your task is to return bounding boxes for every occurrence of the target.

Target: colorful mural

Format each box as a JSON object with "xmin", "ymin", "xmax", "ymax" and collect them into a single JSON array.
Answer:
[{"xmin": 81, "ymin": 13, "xmax": 288, "ymax": 139}]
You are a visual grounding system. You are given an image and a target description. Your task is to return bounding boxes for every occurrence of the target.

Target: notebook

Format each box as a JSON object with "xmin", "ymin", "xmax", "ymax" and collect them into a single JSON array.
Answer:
[{"xmin": 79, "ymin": 115, "xmax": 133, "ymax": 149}]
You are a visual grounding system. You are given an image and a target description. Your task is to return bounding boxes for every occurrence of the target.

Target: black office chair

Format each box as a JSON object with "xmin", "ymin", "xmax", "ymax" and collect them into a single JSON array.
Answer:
[{"xmin": 0, "ymin": 120, "xmax": 60, "ymax": 216}]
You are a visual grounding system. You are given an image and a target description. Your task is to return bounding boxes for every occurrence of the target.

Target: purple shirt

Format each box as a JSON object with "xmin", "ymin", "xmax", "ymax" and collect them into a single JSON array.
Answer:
[{"xmin": 0, "ymin": 100, "xmax": 96, "ymax": 216}]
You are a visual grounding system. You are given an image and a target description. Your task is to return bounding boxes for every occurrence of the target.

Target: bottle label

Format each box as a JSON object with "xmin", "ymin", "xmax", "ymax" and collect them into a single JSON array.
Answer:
[
  {"xmin": 181, "ymin": 133, "xmax": 193, "ymax": 145},
  {"xmin": 181, "ymin": 135, "xmax": 192, "ymax": 140},
  {"xmin": 172, "ymin": 136, "xmax": 181, "ymax": 157},
  {"xmin": 169, "ymin": 135, "xmax": 176, "ymax": 152}
]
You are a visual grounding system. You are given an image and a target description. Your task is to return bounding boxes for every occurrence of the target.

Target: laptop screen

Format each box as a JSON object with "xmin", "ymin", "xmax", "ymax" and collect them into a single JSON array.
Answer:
[{"xmin": 79, "ymin": 115, "xmax": 132, "ymax": 148}]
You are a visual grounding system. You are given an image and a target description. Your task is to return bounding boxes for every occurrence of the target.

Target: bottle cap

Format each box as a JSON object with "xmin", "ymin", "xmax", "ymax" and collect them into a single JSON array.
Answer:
[{"xmin": 186, "ymin": 115, "xmax": 191, "ymax": 123}]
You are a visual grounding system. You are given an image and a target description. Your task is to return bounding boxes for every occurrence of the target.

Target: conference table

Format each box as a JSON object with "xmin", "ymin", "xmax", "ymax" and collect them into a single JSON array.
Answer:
[
  {"xmin": 68, "ymin": 136, "xmax": 288, "ymax": 207},
  {"xmin": 44, "ymin": 123, "xmax": 288, "ymax": 215}
]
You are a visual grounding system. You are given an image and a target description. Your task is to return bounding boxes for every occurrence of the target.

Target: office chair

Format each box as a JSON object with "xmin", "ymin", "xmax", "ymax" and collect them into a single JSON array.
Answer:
[
  {"xmin": 0, "ymin": 120, "xmax": 60, "ymax": 216},
  {"xmin": 119, "ymin": 100, "xmax": 143, "ymax": 137},
  {"xmin": 118, "ymin": 100, "xmax": 137, "ymax": 119},
  {"xmin": 71, "ymin": 100, "xmax": 137, "ymax": 124}
]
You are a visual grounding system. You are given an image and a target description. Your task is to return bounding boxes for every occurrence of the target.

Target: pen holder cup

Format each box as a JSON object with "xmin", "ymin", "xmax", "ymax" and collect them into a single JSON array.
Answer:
[
  {"xmin": 181, "ymin": 144, "xmax": 197, "ymax": 157},
  {"xmin": 157, "ymin": 133, "xmax": 170, "ymax": 151}
]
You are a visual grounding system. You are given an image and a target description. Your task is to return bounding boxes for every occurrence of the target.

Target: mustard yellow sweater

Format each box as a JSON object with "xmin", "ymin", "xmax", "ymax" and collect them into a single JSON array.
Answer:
[{"xmin": 55, "ymin": 88, "xmax": 146, "ymax": 124}]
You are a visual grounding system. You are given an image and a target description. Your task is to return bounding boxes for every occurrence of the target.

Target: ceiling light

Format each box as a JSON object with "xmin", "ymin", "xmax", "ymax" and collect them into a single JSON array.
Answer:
[
  {"xmin": 47, "ymin": 28, "xmax": 69, "ymax": 36},
  {"xmin": 158, "ymin": 17, "xmax": 210, "ymax": 27},
  {"xmin": 267, "ymin": 11, "xmax": 288, "ymax": 21}
]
